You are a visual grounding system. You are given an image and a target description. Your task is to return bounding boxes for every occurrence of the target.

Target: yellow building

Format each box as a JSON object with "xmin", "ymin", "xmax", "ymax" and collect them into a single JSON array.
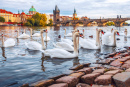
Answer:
[{"xmin": 0, "ymin": 6, "xmax": 37, "ymax": 23}]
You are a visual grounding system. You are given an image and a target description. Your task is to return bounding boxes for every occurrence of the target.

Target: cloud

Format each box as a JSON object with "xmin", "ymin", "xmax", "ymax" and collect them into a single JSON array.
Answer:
[{"xmin": 0, "ymin": 0, "xmax": 130, "ymax": 18}]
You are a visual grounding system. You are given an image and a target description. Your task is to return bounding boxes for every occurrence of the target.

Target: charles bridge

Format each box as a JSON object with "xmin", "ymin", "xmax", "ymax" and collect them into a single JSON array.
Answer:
[{"xmin": 56, "ymin": 17, "xmax": 130, "ymax": 27}]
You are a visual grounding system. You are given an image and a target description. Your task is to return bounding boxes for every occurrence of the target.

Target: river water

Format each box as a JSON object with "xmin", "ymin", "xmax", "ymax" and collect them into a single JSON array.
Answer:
[{"xmin": 0, "ymin": 26, "xmax": 130, "ymax": 87}]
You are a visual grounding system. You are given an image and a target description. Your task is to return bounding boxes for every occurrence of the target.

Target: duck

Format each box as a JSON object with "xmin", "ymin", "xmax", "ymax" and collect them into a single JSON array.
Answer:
[
  {"xmin": 16, "ymin": 29, "xmax": 30, "ymax": 39},
  {"xmin": 79, "ymin": 29, "xmax": 104, "ymax": 49},
  {"xmin": 64, "ymin": 28, "xmax": 72, "ymax": 37},
  {"xmin": 102, "ymin": 30, "xmax": 120, "ymax": 46},
  {"xmin": 29, "ymin": 28, "xmax": 40, "ymax": 37},
  {"xmin": 25, "ymin": 30, "xmax": 46, "ymax": 50},
  {"xmin": 1, "ymin": 34, "xmax": 15, "ymax": 47},
  {"xmin": 40, "ymin": 32, "xmax": 81, "ymax": 58},
  {"xmin": 44, "ymin": 29, "xmax": 50, "ymax": 42}
]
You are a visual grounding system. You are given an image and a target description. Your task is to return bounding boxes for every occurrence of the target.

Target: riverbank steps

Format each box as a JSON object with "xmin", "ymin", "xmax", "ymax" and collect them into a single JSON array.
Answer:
[{"xmin": 21, "ymin": 47, "xmax": 130, "ymax": 87}]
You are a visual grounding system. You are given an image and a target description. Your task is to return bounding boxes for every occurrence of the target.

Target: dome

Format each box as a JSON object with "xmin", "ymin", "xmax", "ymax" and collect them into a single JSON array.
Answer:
[{"xmin": 29, "ymin": 6, "xmax": 36, "ymax": 12}]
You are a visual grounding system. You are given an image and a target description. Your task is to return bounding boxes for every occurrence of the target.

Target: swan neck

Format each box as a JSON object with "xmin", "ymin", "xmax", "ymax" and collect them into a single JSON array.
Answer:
[
  {"xmin": 24, "ymin": 29, "xmax": 26, "ymax": 33},
  {"xmin": 73, "ymin": 33, "xmax": 78, "ymax": 55},
  {"xmin": 64, "ymin": 29, "xmax": 66, "ymax": 35},
  {"xmin": 83, "ymin": 32, "xmax": 84, "ymax": 39},
  {"xmin": 46, "ymin": 32, "xmax": 47, "ymax": 40},
  {"xmin": 125, "ymin": 30, "xmax": 127, "ymax": 36},
  {"xmin": 113, "ymin": 32, "xmax": 116, "ymax": 46},
  {"xmin": 17, "ymin": 30, "xmax": 19, "ymax": 38},
  {"xmin": 30, "ymin": 29, "xmax": 32, "ymax": 37},
  {"xmin": 41, "ymin": 32, "xmax": 45, "ymax": 49},
  {"xmin": 2, "ymin": 36, "xmax": 4, "ymax": 47},
  {"xmin": 96, "ymin": 30, "xmax": 100, "ymax": 47}
]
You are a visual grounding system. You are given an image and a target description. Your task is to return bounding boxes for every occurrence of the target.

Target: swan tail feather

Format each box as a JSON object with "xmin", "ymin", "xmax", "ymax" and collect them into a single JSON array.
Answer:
[{"xmin": 53, "ymin": 43, "xmax": 57, "ymax": 47}]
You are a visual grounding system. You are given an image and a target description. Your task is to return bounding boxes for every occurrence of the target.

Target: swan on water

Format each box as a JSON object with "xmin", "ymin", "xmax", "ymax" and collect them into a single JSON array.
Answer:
[
  {"xmin": 16, "ymin": 29, "xmax": 30, "ymax": 39},
  {"xmin": 1, "ymin": 34, "xmax": 15, "ymax": 47},
  {"xmin": 64, "ymin": 28, "xmax": 72, "ymax": 37},
  {"xmin": 29, "ymin": 28, "xmax": 40, "ymax": 37},
  {"xmin": 79, "ymin": 29, "xmax": 104, "ymax": 49},
  {"xmin": 41, "ymin": 32, "xmax": 81, "ymax": 58},
  {"xmin": 25, "ymin": 30, "xmax": 46, "ymax": 50},
  {"xmin": 44, "ymin": 29, "xmax": 50, "ymax": 42},
  {"xmin": 102, "ymin": 30, "xmax": 120, "ymax": 46}
]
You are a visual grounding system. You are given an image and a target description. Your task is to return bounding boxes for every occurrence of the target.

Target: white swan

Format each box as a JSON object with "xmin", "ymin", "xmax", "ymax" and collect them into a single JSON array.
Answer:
[
  {"xmin": 44, "ymin": 29, "xmax": 50, "ymax": 41},
  {"xmin": 102, "ymin": 30, "xmax": 119, "ymax": 46},
  {"xmin": 61, "ymin": 38, "xmax": 73, "ymax": 45},
  {"xmin": 1, "ymin": 34, "xmax": 15, "ymax": 47},
  {"xmin": 53, "ymin": 42, "xmax": 74, "ymax": 51},
  {"xmin": 64, "ymin": 28, "xmax": 72, "ymax": 37},
  {"xmin": 29, "ymin": 28, "xmax": 40, "ymax": 37},
  {"xmin": 25, "ymin": 30, "xmax": 46, "ymax": 50},
  {"xmin": 41, "ymin": 32, "xmax": 80, "ymax": 58},
  {"xmin": 124, "ymin": 29, "xmax": 130, "ymax": 38},
  {"xmin": 16, "ymin": 29, "xmax": 30, "ymax": 39},
  {"xmin": 79, "ymin": 29, "xmax": 104, "ymax": 49}
]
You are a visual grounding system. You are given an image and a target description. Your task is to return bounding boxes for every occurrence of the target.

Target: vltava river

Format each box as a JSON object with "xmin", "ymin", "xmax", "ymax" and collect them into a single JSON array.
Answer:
[{"xmin": 0, "ymin": 26, "xmax": 130, "ymax": 87}]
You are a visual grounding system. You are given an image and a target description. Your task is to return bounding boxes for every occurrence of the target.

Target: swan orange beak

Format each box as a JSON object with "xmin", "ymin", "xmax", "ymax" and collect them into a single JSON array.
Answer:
[
  {"xmin": 117, "ymin": 32, "xmax": 119, "ymax": 35},
  {"xmin": 80, "ymin": 33, "xmax": 83, "ymax": 38},
  {"xmin": 1, "ymin": 34, "xmax": 3, "ymax": 37},
  {"xmin": 83, "ymin": 29, "xmax": 84, "ymax": 32}
]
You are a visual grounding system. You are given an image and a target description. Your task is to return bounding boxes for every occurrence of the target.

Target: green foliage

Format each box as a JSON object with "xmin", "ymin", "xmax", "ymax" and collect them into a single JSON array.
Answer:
[
  {"xmin": 26, "ymin": 12, "xmax": 47, "ymax": 26},
  {"xmin": 0, "ymin": 16, "xmax": 5, "ymax": 22},
  {"xmin": 48, "ymin": 19, "xmax": 53, "ymax": 26},
  {"xmin": 106, "ymin": 21, "xmax": 115, "ymax": 26},
  {"xmin": 9, "ymin": 20, "xmax": 11, "ymax": 22},
  {"xmin": 25, "ymin": 22, "xmax": 32, "ymax": 26}
]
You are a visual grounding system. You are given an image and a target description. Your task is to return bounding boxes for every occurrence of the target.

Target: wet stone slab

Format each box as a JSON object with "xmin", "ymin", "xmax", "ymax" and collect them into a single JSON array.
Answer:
[
  {"xmin": 76, "ymin": 83, "xmax": 91, "ymax": 87},
  {"xmin": 92, "ymin": 69, "xmax": 105, "ymax": 74},
  {"xmin": 94, "ymin": 75, "xmax": 112, "ymax": 85},
  {"xmin": 48, "ymin": 83, "xmax": 68, "ymax": 87},
  {"xmin": 77, "ymin": 67, "xmax": 92, "ymax": 74},
  {"xmin": 113, "ymin": 72, "xmax": 130, "ymax": 87},
  {"xmin": 97, "ymin": 59, "xmax": 114, "ymax": 65},
  {"xmin": 104, "ymin": 70, "xmax": 120, "ymax": 75},
  {"xmin": 125, "ymin": 68, "xmax": 130, "ymax": 72},
  {"xmin": 81, "ymin": 73, "xmax": 101, "ymax": 85},
  {"xmin": 110, "ymin": 60, "xmax": 122, "ymax": 67},
  {"xmin": 56, "ymin": 76, "xmax": 79, "ymax": 87},
  {"xmin": 69, "ymin": 72, "xmax": 85, "ymax": 79}
]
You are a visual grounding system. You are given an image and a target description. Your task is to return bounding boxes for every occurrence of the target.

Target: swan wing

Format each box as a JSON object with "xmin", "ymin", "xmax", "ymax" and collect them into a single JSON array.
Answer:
[
  {"xmin": 44, "ymin": 36, "xmax": 50, "ymax": 41},
  {"xmin": 44, "ymin": 48, "xmax": 76, "ymax": 58},
  {"xmin": 18, "ymin": 33, "xmax": 30, "ymax": 39},
  {"xmin": 4, "ymin": 38, "xmax": 15, "ymax": 47},
  {"xmin": 61, "ymin": 38, "xmax": 73, "ymax": 45},
  {"xmin": 65, "ymin": 33, "xmax": 72, "ymax": 37},
  {"xmin": 54, "ymin": 42, "xmax": 74, "ymax": 51},
  {"xmin": 102, "ymin": 32, "xmax": 113, "ymax": 45},
  {"xmin": 32, "ymin": 33, "xmax": 40, "ymax": 37},
  {"xmin": 25, "ymin": 41, "xmax": 42, "ymax": 50}
]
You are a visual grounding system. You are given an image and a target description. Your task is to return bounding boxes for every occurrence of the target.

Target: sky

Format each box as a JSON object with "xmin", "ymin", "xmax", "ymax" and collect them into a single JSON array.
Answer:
[{"xmin": 0, "ymin": 0, "xmax": 130, "ymax": 19}]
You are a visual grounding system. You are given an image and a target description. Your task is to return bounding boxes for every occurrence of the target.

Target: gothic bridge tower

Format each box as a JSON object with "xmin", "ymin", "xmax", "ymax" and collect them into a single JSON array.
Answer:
[{"xmin": 53, "ymin": 5, "xmax": 60, "ymax": 25}]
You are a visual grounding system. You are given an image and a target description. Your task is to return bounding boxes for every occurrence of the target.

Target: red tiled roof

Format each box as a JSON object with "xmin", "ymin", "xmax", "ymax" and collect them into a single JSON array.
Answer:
[{"xmin": 0, "ymin": 9, "xmax": 13, "ymax": 14}]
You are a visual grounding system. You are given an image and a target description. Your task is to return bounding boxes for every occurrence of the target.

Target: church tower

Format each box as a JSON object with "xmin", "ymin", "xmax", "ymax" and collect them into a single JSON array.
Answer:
[
  {"xmin": 53, "ymin": 5, "xmax": 60, "ymax": 24},
  {"xmin": 73, "ymin": 8, "xmax": 77, "ymax": 18}
]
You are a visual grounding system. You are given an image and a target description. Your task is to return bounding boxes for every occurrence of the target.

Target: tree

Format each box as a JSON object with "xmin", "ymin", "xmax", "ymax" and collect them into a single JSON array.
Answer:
[
  {"xmin": 106, "ymin": 21, "xmax": 115, "ymax": 26},
  {"xmin": 9, "ymin": 20, "xmax": 11, "ymax": 22},
  {"xmin": 0, "ymin": 16, "xmax": 5, "ymax": 22},
  {"xmin": 25, "ymin": 22, "xmax": 32, "ymax": 26},
  {"xmin": 39, "ymin": 20, "xmax": 46, "ymax": 26},
  {"xmin": 48, "ymin": 19, "xmax": 53, "ymax": 26},
  {"xmin": 27, "ymin": 18, "xmax": 35, "ymax": 26}
]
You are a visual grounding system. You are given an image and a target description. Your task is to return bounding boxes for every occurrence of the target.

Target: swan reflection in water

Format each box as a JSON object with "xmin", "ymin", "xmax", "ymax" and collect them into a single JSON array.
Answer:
[{"xmin": 1, "ymin": 47, "xmax": 6, "ymax": 61}]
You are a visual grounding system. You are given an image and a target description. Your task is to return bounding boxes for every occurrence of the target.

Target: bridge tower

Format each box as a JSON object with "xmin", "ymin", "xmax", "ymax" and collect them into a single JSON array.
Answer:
[{"xmin": 53, "ymin": 5, "xmax": 60, "ymax": 25}]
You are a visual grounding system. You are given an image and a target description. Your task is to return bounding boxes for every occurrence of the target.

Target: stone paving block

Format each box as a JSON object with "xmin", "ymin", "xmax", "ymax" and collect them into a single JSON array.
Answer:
[
  {"xmin": 30, "ymin": 79, "xmax": 54, "ymax": 87},
  {"xmin": 110, "ymin": 60, "xmax": 122, "ymax": 67},
  {"xmin": 125, "ymin": 68, "xmax": 130, "ymax": 72},
  {"xmin": 92, "ymin": 69, "xmax": 105, "ymax": 74},
  {"xmin": 97, "ymin": 59, "xmax": 114, "ymax": 65},
  {"xmin": 48, "ymin": 83, "xmax": 68, "ymax": 87},
  {"xmin": 124, "ymin": 60, "xmax": 130, "ymax": 64},
  {"xmin": 95, "ymin": 75, "xmax": 112, "ymax": 85},
  {"xmin": 92, "ymin": 84, "xmax": 114, "ymax": 87},
  {"xmin": 108, "ymin": 53, "xmax": 116, "ymax": 57},
  {"xmin": 77, "ymin": 67, "xmax": 92, "ymax": 74},
  {"xmin": 76, "ymin": 83, "xmax": 91, "ymax": 87},
  {"xmin": 49, "ymin": 74, "xmax": 67, "ymax": 80},
  {"xmin": 81, "ymin": 73, "xmax": 100, "ymax": 84},
  {"xmin": 113, "ymin": 72, "xmax": 130, "ymax": 87},
  {"xmin": 121, "ymin": 63, "xmax": 130, "ymax": 69},
  {"xmin": 69, "ymin": 72, "xmax": 85, "ymax": 79},
  {"xmin": 69, "ymin": 64, "xmax": 84, "ymax": 70},
  {"xmin": 104, "ymin": 70, "xmax": 120, "ymax": 75},
  {"xmin": 56, "ymin": 76, "xmax": 78, "ymax": 87},
  {"xmin": 113, "ymin": 56, "xmax": 122, "ymax": 59},
  {"xmin": 119, "ymin": 52, "xmax": 129, "ymax": 57}
]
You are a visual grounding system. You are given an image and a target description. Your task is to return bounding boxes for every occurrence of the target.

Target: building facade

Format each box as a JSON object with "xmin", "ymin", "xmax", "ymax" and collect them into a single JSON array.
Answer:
[
  {"xmin": 53, "ymin": 5, "xmax": 60, "ymax": 24},
  {"xmin": 0, "ymin": 6, "xmax": 36, "ymax": 23}
]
